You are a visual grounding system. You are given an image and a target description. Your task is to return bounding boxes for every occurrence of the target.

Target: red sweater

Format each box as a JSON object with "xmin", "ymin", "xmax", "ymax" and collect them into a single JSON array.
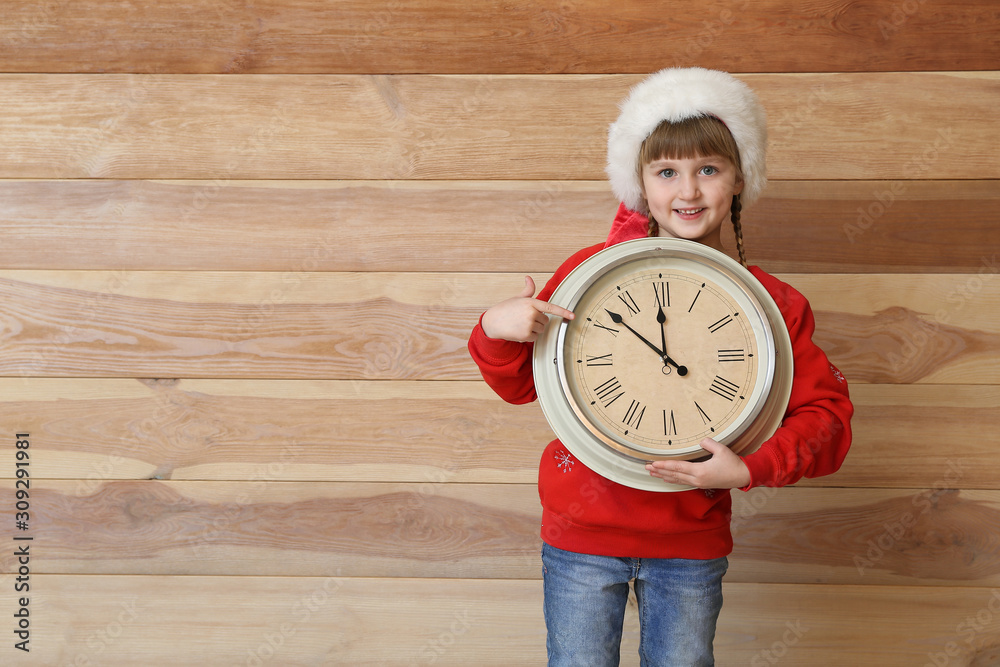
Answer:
[{"xmin": 468, "ymin": 242, "xmax": 853, "ymax": 559}]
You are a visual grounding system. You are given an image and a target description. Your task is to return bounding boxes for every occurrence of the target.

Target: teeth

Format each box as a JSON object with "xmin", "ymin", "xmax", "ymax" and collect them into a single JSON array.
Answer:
[{"xmin": 676, "ymin": 208, "xmax": 704, "ymax": 214}]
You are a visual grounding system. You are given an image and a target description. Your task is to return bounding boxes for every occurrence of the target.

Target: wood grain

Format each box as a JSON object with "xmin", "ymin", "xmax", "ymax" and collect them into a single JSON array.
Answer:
[
  {"xmin": 1, "ymin": 179, "xmax": 997, "ymax": 273},
  {"xmin": 2, "ymin": 576, "xmax": 1000, "ymax": 665},
  {"xmin": 1, "ymin": 380, "xmax": 998, "ymax": 490},
  {"xmin": 1, "ymin": 271, "xmax": 997, "ymax": 382},
  {"xmin": 1, "ymin": 480, "xmax": 542, "ymax": 579},
  {"xmin": 729, "ymin": 487, "xmax": 1000, "ymax": 587},
  {"xmin": 1, "ymin": 0, "xmax": 997, "ymax": 74},
  {"xmin": 0, "ymin": 73, "xmax": 997, "ymax": 179},
  {"xmin": 0, "ymin": 271, "xmax": 487, "ymax": 381},
  {"xmin": 0, "ymin": 380, "xmax": 545, "ymax": 483},
  {"xmin": 5, "ymin": 479, "xmax": 1000, "ymax": 587},
  {"xmin": 818, "ymin": 384, "xmax": 1000, "ymax": 490},
  {"xmin": 1, "ymin": 6, "xmax": 997, "ymax": 665}
]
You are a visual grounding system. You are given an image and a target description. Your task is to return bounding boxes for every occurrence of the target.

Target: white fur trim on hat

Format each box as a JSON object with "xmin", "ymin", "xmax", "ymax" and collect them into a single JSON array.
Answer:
[{"xmin": 607, "ymin": 67, "xmax": 768, "ymax": 211}]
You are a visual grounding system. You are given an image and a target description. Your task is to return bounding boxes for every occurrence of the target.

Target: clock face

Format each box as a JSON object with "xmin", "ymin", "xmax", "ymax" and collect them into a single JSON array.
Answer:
[
  {"xmin": 533, "ymin": 238, "xmax": 793, "ymax": 491},
  {"xmin": 563, "ymin": 259, "xmax": 763, "ymax": 458}
]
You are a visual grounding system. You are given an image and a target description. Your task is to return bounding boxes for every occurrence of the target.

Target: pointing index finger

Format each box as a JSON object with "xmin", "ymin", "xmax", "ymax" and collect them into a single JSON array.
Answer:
[{"xmin": 535, "ymin": 300, "xmax": 575, "ymax": 321}]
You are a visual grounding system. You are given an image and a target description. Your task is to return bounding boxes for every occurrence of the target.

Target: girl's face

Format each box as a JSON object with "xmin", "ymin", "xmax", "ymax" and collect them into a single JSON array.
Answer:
[{"xmin": 640, "ymin": 154, "xmax": 743, "ymax": 252}]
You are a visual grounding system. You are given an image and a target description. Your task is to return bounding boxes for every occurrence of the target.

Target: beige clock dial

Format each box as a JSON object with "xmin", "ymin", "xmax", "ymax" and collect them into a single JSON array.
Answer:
[{"xmin": 534, "ymin": 238, "xmax": 793, "ymax": 492}]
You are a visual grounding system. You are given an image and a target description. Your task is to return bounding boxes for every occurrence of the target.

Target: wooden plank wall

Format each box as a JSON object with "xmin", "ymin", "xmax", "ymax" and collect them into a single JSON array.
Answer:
[{"xmin": 1, "ymin": 1, "xmax": 998, "ymax": 665}]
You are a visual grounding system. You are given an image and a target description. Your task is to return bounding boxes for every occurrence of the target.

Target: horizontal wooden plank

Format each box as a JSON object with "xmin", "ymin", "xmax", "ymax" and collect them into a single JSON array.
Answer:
[
  {"xmin": 0, "ymin": 379, "xmax": 544, "ymax": 483},
  {"xmin": 0, "ymin": 73, "xmax": 997, "ymax": 180},
  {"xmin": 748, "ymin": 180, "xmax": 1000, "ymax": 274},
  {"xmin": 729, "ymin": 486, "xmax": 1000, "ymax": 587},
  {"xmin": 798, "ymin": 274, "xmax": 1000, "ymax": 385},
  {"xmin": 4, "ymin": 480, "xmax": 1000, "ymax": 587},
  {"xmin": 817, "ymin": 384, "xmax": 1000, "ymax": 489},
  {"xmin": 0, "ymin": 480, "xmax": 542, "ymax": 579},
  {"xmin": 0, "ymin": 271, "xmax": 997, "ymax": 382},
  {"xmin": 1, "ymin": 179, "xmax": 996, "ymax": 273},
  {"xmin": 0, "ymin": 271, "xmax": 486, "ymax": 380},
  {"xmin": 0, "ymin": 1, "xmax": 996, "ymax": 73},
  {"xmin": 2, "ymin": 576, "xmax": 1000, "ymax": 665},
  {"xmin": 1, "ymin": 380, "xmax": 998, "ymax": 489}
]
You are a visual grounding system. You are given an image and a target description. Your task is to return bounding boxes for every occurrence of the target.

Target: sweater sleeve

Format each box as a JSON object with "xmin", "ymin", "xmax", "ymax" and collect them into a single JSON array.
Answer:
[
  {"xmin": 467, "ymin": 315, "xmax": 539, "ymax": 405},
  {"xmin": 739, "ymin": 271, "xmax": 854, "ymax": 489},
  {"xmin": 467, "ymin": 244, "xmax": 605, "ymax": 406}
]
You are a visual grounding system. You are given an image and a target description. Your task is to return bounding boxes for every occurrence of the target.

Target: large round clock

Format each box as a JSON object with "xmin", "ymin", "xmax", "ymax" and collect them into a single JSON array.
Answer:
[{"xmin": 533, "ymin": 237, "xmax": 793, "ymax": 492}]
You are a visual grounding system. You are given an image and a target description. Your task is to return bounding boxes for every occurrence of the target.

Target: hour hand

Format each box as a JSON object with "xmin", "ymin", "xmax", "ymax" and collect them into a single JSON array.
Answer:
[
  {"xmin": 657, "ymin": 306, "xmax": 688, "ymax": 376},
  {"xmin": 664, "ymin": 355, "xmax": 688, "ymax": 376}
]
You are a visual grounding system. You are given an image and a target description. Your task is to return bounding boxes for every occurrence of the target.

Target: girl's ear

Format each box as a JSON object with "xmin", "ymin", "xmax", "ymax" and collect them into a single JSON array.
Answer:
[{"xmin": 733, "ymin": 175, "xmax": 745, "ymax": 196}]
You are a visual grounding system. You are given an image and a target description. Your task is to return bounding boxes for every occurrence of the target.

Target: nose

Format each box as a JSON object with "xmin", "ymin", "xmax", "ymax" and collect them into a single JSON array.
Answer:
[{"xmin": 679, "ymin": 172, "xmax": 700, "ymax": 200}]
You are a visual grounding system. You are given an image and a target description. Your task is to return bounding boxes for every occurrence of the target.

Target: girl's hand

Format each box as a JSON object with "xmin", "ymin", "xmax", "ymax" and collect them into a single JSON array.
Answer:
[
  {"xmin": 481, "ymin": 276, "xmax": 575, "ymax": 343},
  {"xmin": 645, "ymin": 438, "xmax": 752, "ymax": 489}
]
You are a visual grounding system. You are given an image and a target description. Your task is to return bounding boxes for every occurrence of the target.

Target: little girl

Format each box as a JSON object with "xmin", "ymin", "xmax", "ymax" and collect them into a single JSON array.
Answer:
[{"xmin": 468, "ymin": 68, "xmax": 853, "ymax": 666}]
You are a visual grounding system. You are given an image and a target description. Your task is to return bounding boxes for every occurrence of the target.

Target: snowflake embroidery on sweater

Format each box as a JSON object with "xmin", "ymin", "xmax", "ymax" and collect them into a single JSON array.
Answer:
[
  {"xmin": 703, "ymin": 489, "xmax": 716, "ymax": 499},
  {"xmin": 554, "ymin": 449, "xmax": 575, "ymax": 473},
  {"xmin": 830, "ymin": 364, "xmax": 846, "ymax": 384}
]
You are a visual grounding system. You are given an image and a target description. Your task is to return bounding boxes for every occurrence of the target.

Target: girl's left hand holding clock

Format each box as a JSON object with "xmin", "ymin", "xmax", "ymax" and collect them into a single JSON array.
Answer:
[{"xmin": 646, "ymin": 438, "xmax": 752, "ymax": 489}]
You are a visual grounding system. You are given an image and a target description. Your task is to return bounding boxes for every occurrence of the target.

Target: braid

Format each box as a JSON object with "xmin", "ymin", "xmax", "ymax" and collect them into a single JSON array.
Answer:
[
  {"xmin": 647, "ymin": 216, "xmax": 659, "ymax": 238},
  {"xmin": 731, "ymin": 194, "xmax": 747, "ymax": 268}
]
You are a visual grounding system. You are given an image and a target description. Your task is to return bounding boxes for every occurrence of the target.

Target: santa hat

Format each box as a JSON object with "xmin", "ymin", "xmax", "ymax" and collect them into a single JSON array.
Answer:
[{"xmin": 606, "ymin": 67, "xmax": 768, "ymax": 214}]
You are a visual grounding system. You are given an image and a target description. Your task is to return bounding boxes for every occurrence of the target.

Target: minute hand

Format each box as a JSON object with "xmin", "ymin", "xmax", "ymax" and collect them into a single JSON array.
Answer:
[
  {"xmin": 605, "ymin": 309, "xmax": 688, "ymax": 376},
  {"xmin": 605, "ymin": 309, "xmax": 666, "ymax": 357}
]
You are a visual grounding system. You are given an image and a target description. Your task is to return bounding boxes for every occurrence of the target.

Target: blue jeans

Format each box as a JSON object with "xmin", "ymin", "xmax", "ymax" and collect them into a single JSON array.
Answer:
[{"xmin": 541, "ymin": 543, "xmax": 727, "ymax": 666}]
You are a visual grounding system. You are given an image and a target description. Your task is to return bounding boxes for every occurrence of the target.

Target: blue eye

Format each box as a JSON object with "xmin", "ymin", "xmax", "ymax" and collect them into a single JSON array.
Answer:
[
  {"xmin": 700, "ymin": 166, "xmax": 718, "ymax": 175},
  {"xmin": 658, "ymin": 169, "xmax": 676, "ymax": 178}
]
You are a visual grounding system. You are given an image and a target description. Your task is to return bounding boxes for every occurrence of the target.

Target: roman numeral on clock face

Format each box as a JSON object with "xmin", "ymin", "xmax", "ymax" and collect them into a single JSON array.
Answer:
[
  {"xmin": 663, "ymin": 409, "xmax": 676, "ymax": 437},
  {"xmin": 653, "ymin": 281, "xmax": 669, "ymax": 308},
  {"xmin": 708, "ymin": 314, "xmax": 734, "ymax": 333},
  {"xmin": 592, "ymin": 320, "xmax": 619, "ymax": 337},
  {"xmin": 718, "ymin": 349, "xmax": 745, "ymax": 362},
  {"xmin": 623, "ymin": 400, "xmax": 645, "ymax": 430},
  {"xmin": 593, "ymin": 377, "xmax": 624, "ymax": 408},
  {"xmin": 585, "ymin": 353, "xmax": 613, "ymax": 366},
  {"xmin": 617, "ymin": 289, "xmax": 640, "ymax": 315},
  {"xmin": 688, "ymin": 285, "xmax": 704, "ymax": 312},
  {"xmin": 709, "ymin": 375, "xmax": 740, "ymax": 401},
  {"xmin": 695, "ymin": 401, "xmax": 712, "ymax": 424}
]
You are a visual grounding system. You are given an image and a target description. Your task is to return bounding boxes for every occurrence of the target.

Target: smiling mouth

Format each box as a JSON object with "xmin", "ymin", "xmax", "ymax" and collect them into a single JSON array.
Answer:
[{"xmin": 675, "ymin": 208, "xmax": 705, "ymax": 215}]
